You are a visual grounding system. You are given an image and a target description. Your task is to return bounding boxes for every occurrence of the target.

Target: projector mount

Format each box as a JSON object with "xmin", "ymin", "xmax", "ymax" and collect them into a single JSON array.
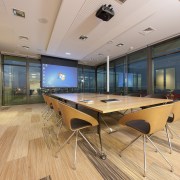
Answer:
[{"xmin": 96, "ymin": 4, "xmax": 115, "ymax": 21}]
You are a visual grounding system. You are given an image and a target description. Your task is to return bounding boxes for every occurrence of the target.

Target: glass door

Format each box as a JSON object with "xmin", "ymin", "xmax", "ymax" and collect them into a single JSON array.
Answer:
[
  {"xmin": 3, "ymin": 65, "xmax": 27, "ymax": 105},
  {"xmin": 28, "ymin": 63, "xmax": 43, "ymax": 103}
]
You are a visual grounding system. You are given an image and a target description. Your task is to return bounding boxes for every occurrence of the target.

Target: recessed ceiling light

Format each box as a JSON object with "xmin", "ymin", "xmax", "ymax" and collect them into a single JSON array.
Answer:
[
  {"xmin": 65, "ymin": 52, "xmax": 71, "ymax": 55},
  {"xmin": 116, "ymin": 43, "xmax": 124, "ymax": 47},
  {"xmin": 22, "ymin": 46, "xmax": 29, "ymax": 49},
  {"xmin": 79, "ymin": 35, "xmax": 88, "ymax": 40},
  {"xmin": 38, "ymin": 18, "xmax": 48, "ymax": 24},
  {"xmin": 13, "ymin": 9, "xmax": 25, "ymax": 18},
  {"xmin": 19, "ymin": 36, "xmax": 29, "ymax": 40}
]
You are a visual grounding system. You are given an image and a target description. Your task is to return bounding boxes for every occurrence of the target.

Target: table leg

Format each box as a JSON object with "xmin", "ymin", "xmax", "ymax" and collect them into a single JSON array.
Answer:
[{"xmin": 97, "ymin": 112, "xmax": 107, "ymax": 160}]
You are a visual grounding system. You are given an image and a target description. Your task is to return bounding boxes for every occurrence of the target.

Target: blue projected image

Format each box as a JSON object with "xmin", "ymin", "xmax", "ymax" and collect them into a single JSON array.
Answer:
[{"xmin": 42, "ymin": 64, "xmax": 77, "ymax": 88}]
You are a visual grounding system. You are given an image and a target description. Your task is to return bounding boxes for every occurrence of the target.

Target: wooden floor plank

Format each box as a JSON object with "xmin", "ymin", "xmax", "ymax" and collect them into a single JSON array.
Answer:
[
  {"xmin": 0, "ymin": 104, "xmax": 179, "ymax": 180},
  {"xmin": 0, "ymin": 126, "xmax": 19, "ymax": 173}
]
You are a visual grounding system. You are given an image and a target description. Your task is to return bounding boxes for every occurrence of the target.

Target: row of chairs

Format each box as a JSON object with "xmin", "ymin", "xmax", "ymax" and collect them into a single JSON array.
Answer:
[
  {"xmin": 42, "ymin": 94, "xmax": 99, "ymax": 169},
  {"xmin": 42, "ymin": 94, "xmax": 180, "ymax": 177}
]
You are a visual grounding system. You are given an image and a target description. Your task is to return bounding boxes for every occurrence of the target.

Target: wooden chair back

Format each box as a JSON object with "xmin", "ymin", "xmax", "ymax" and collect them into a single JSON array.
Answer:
[
  {"xmin": 43, "ymin": 95, "xmax": 53, "ymax": 107},
  {"xmin": 145, "ymin": 94, "xmax": 167, "ymax": 99},
  {"xmin": 50, "ymin": 98, "xmax": 61, "ymax": 115},
  {"xmin": 171, "ymin": 101, "xmax": 180, "ymax": 122},
  {"xmin": 119, "ymin": 104, "xmax": 173, "ymax": 134},
  {"xmin": 57, "ymin": 101, "xmax": 98, "ymax": 131},
  {"xmin": 42, "ymin": 94, "xmax": 48, "ymax": 104}
]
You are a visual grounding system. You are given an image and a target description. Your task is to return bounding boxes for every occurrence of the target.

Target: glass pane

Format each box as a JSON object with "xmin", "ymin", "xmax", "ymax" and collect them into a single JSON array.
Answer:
[
  {"xmin": 3, "ymin": 65, "xmax": 27, "ymax": 105},
  {"xmin": 115, "ymin": 58, "xmax": 125, "ymax": 94},
  {"xmin": 166, "ymin": 68, "xmax": 175, "ymax": 90},
  {"xmin": 4, "ymin": 56, "xmax": 26, "ymax": 65},
  {"xmin": 29, "ymin": 62, "xmax": 41, "ymax": 67},
  {"xmin": 152, "ymin": 37, "xmax": 180, "ymax": 57},
  {"xmin": 109, "ymin": 63, "xmax": 115, "ymax": 93},
  {"xmin": 78, "ymin": 65, "xmax": 83, "ymax": 92},
  {"xmin": 154, "ymin": 52, "xmax": 180, "ymax": 98},
  {"xmin": 84, "ymin": 67, "xmax": 96, "ymax": 93},
  {"xmin": 97, "ymin": 65, "xmax": 106, "ymax": 93},
  {"xmin": 155, "ymin": 69, "xmax": 164, "ymax": 90},
  {"xmin": 127, "ymin": 49, "xmax": 147, "ymax": 95},
  {"xmin": 29, "ymin": 65, "xmax": 43, "ymax": 103}
]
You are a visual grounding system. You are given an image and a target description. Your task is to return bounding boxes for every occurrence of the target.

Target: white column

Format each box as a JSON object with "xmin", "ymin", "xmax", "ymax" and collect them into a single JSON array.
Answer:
[{"xmin": 107, "ymin": 56, "xmax": 109, "ymax": 93}]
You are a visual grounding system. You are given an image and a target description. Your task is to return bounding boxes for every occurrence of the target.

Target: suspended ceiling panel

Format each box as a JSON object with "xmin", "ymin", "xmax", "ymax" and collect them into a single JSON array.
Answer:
[{"xmin": 0, "ymin": 0, "xmax": 180, "ymax": 65}]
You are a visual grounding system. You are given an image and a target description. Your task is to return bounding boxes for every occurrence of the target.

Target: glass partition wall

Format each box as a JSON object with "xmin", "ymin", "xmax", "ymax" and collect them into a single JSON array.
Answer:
[
  {"xmin": 96, "ymin": 36, "xmax": 180, "ymax": 98},
  {"xmin": 1, "ymin": 36, "xmax": 180, "ymax": 106},
  {"xmin": 2, "ymin": 56, "xmax": 43, "ymax": 105},
  {"xmin": 115, "ymin": 57, "xmax": 125, "ymax": 95},
  {"xmin": 127, "ymin": 49, "xmax": 147, "ymax": 96},
  {"xmin": 97, "ymin": 65, "xmax": 106, "ymax": 93},
  {"xmin": 96, "ymin": 49, "xmax": 147, "ymax": 96},
  {"xmin": 78, "ymin": 65, "xmax": 96, "ymax": 93},
  {"xmin": 152, "ymin": 37, "xmax": 180, "ymax": 97},
  {"xmin": 29, "ymin": 62, "xmax": 42, "ymax": 103}
]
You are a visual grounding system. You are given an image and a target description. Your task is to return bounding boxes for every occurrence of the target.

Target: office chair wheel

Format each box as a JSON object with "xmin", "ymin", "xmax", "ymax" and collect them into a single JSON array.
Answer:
[{"xmin": 100, "ymin": 153, "xmax": 106, "ymax": 160}]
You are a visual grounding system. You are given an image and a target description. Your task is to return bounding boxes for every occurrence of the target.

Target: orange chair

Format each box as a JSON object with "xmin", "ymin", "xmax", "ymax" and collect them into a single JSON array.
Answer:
[
  {"xmin": 55, "ymin": 101, "xmax": 99, "ymax": 169},
  {"xmin": 165, "ymin": 100, "xmax": 180, "ymax": 153},
  {"xmin": 119, "ymin": 104, "xmax": 173, "ymax": 177}
]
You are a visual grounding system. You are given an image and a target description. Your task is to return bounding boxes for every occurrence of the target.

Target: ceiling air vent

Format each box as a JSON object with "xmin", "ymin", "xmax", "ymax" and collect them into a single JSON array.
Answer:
[
  {"xmin": 19, "ymin": 36, "xmax": 29, "ymax": 40},
  {"xmin": 116, "ymin": 43, "xmax": 124, "ymax": 47},
  {"xmin": 79, "ymin": 35, "xmax": 88, "ymax": 40},
  {"xmin": 13, "ymin": 9, "xmax": 25, "ymax": 18},
  {"xmin": 114, "ymin": 0, "xmax": 127, "ymax": 4},
  {"xmin": 139, "ymin": 27, "xmax": 156, "ymax": 36}
]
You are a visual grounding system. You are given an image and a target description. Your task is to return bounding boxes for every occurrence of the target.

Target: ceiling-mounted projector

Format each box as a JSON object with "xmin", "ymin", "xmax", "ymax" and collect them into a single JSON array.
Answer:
[{"xmin": 96, "ymin": 4, "xmax": 114, "ymax": 21}]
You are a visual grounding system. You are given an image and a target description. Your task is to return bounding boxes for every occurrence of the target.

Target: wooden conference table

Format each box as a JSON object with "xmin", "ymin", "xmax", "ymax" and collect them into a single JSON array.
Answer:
[{"xmin": 52, "ymin": 93, "xmax": 172, "ymax": 159}]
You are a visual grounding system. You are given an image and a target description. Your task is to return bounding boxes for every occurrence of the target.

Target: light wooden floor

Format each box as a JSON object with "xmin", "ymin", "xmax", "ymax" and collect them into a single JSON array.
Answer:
[{"xmin": 0, "ymin": 104, "xmax": 180, "ymax": 180}]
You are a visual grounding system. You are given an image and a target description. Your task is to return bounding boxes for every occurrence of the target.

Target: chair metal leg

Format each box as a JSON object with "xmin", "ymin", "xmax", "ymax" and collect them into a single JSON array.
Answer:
[
  {"xmin": 143, "ymin": 135, "xmax": 147, "ymax": 177},
  {"xmin": 167, "ymin": 125, "xmax": 174, "ymax": 139},
  {"xmin": 119, "ymin": 135, "xmax": 142, "ymax": 157},
  {"xmin": 45, "ymin": 110, "xmax": 54, "ymax": 121},
  {"xmin": 73, "ymin": 131, "xmax": 79, "ymax": 170},
  {"xmin": 168, "ymin": 124, "xmax": 180, "ymax": 138},
  {"xmin": 41, "ymin": 104, "xmax": 48, "ymax": 113},
  {"xmin": 43, "ymin": 109, "xmax": 52, "ymax": 120},
  {"xmin": 79, "ymin": 131, "xmax": 97, "ymax": 155},
  {"xmin": 42, "ymin": 107, "xmax": 50, "ymax": 118},
  {"xmin": 57, "ymin": 120, "xmax": 63, "ymax": 139},
  {"xmin": 165, "ymin": 124, "xmax": 172, "ymax": 154},
  {"xmin": 146, "ymin": 136, "xmax": 173, "ymax": 172},
  {"xmin": 56, "ymin": 131, "xmax": 76, "ymax": 154}
]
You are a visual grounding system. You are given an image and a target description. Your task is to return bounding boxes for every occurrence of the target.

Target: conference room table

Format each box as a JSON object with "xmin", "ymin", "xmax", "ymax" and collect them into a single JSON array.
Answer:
[{"xmin": 52, "ymin": 93, "xmax": 172, "ymax": 159}]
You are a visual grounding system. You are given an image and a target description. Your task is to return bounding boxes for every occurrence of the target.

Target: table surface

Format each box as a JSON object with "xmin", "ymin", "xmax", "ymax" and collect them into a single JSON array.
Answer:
[{"xmin": 52, "ymin": 93, "xmax": 172, "ymax": 114}]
